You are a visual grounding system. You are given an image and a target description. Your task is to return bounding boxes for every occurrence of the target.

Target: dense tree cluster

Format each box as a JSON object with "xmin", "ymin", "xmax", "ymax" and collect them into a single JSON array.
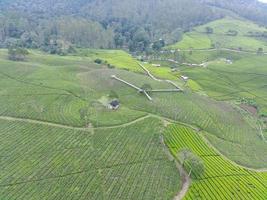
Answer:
[
  {"xmin": 201, "ymin": 0, "xmax": 267, "ymax": 26},
  {"xmin": 0, "ymin": 0, "xmax": 267, "ymax": 53},
  {"xmin": 0, "ymin": 13, "xmax": 114, "ymax": 54},
  {"xmin": 177, "ymin": 148, "xmax": 205, "ymax": 179},
  {"xmin": 8, "ymin": 47, "xmax": 29, "ymax": 61}
]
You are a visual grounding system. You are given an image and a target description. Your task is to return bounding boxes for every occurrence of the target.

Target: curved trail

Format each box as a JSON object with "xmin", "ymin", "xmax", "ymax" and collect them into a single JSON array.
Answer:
[
  {"xmin": 161, "ymin": 135, "xmax": 191, "ymax": 200},
  {"xmin": 0, "ymin": 115, "xmax": 151, "ymax": 131},
  {"xmin": 174, "ymin": 165, "xmax": 190, "ymax": 200}
]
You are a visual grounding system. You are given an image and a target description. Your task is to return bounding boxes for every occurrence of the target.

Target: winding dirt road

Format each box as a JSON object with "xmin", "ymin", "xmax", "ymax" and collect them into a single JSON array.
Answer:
[{"xmin": 0, "ymin": 114, "xmax": 151, "ymax": 131}]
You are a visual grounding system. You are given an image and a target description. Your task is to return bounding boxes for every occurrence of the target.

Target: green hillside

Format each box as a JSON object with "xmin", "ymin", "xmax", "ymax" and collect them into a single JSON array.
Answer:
[
  {"xmin": 167, "ymin": 17, "xmax": 267, "ymax": 51},
  {"xmin": 182, "ymin": 53, "xmax": 267, "ymax": 116}
]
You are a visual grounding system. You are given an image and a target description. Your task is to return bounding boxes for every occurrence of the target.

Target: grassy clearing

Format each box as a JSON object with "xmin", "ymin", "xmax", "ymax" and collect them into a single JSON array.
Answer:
[
  {"xmin": 167, "ymin": 17, "xmax": 267, "ymax": 51},
  {"xmin": 78, "ymin": 49, "xmax": 182, "ymax": 81},
  {"xmin": 0, "ymin": 118, "xmax": 180, "ymax": 200},
  {"xmin": 79, "ymin": 49, "xmax": 142, "ymax": 72},
  {"xmin": 166, "ymin": 33, "xmax": 212, "ymax": 50},
  {"xmin": 164, "ymin": 124, "xmax": 267, "ymax": 199},
  {"xmin": 195, "ymin": 17, "xmax": 267, "ymax": 35},
  {"xmin": 210, "ymin": 34, "xmax": 266, "ymax": 51}
]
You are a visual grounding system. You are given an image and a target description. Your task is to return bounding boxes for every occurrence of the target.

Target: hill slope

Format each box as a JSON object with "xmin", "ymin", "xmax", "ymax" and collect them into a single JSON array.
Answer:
[{"xmin": 167, "ymin": 17, "xmax": 267, "ymax": 51}]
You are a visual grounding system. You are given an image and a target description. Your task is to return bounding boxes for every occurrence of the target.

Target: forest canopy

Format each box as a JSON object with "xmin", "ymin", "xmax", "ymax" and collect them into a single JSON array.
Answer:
[{"xmin": 0, "ymin": 0, "xmax": 267, "ymax": 53}]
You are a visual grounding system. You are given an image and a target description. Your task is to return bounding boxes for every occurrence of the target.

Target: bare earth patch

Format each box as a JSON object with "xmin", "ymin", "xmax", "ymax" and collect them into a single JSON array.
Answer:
[{"xmin": 240, "ymin": 104, "xmax": 258, "ymax": 116}]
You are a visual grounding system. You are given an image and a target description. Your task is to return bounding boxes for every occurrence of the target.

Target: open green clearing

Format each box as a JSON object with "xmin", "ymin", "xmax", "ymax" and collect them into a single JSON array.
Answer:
[
  {"xmin": 167, "ymin": 17, "xmax": 267, "ymax": 51},
  {"xmin": 79, "ymin": 49, "xmax": 180, "ymax": 81},
  {"xmin": 164, "ymin": 124, "xmax": 267, "ymax": 199},
  {"xmin": 166, "ymin": 33, "xmax": 212, "ymax": 50}
]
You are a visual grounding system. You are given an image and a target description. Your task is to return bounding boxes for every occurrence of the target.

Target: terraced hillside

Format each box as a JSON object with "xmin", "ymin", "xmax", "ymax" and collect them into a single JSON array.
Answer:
[{"xmin": 0, "ymin": 117, "xmax": 180, "ymax": 200}]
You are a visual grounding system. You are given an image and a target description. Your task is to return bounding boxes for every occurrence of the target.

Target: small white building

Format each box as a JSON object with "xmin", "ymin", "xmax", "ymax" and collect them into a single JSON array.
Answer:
[
  {"xmin": 181, "ymin": 75, "xmax": 189, "ymax": 82},
  {"xmin": 152, "ymin": 64, "xmax": 161, "ymax": 67},
  {"xmin": 226, "ymin": 59, "xmax": 233, "ymax": 64}
]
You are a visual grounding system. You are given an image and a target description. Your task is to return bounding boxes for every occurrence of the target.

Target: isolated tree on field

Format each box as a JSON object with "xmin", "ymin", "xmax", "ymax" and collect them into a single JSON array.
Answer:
[
  {"xmin": 177, "ymin": 148, "xmax": 205, "ymax": 179},
  {"xmin": 79, "ymin": 107, "xmax": 89, "ymax": 125},
  {"xmin": 8, "ymin": 47, "xmax": 28, "ymax": 61},
  {"xmin": 177, "ymin": 148, "xmax": 192, "ymax": 166},
  {"xmin": 187, "ymin": 155, "xmax": 205, "ymax": 178},
  {"xmin": 94, "ymin": 58, "xmax": 103, "ymax": 64},
  {"xmin": 189, "ymin": 48, "xmax": 193, "ymax": 55},
  {"xmin": 180, "ymin": 52, "xmax": 187, "ymax": 63},
  {"xmin": 205, "ymin": 27, "xmax": 213, "ymax": 34},
  {"xmin": 226, "ymin": 29, "xmax": 238, "ymax": 36},
  {"xmin": 257, "ymin": 47, "xmax": 264, "ymax": 55}
]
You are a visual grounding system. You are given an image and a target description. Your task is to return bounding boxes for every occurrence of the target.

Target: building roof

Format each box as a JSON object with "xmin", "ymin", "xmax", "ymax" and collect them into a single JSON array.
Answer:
[
  {"xmin": 110, "ymin": 100, "xmax": 119, "ymax": 107},
  {"xmin": 181, "ymin": 75, "xmax": 189, "ymax": 80}
]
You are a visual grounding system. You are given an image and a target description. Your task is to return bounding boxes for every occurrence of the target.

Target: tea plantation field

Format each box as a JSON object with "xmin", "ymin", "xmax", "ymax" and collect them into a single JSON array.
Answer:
[
  {"xmin": 0, "ymin": 118, "xmax": 180, "ymax": 200},
  {"xmin": 82, "ymin": 67, "xmax": 267, "ymax": 169},
  {"xmin": 0, "ymin": 45, "xmax": 266, "ymax": 199},
  {"xmin": 167, "ymin": 17, "xmax": 267, "ymax": 51},
  {"xmin": 164, "ymin": 124, "xmax": 267, "ymax": 199}
]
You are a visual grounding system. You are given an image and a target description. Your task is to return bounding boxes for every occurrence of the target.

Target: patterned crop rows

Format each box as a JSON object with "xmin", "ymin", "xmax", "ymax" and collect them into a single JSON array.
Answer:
[
  {"xmin": 0, "ymin": 117, "xmax": 180, "ymax": 200},
  {"xmin": 164, "ymin": 124, "xmax": 267, "ymax": 199}
]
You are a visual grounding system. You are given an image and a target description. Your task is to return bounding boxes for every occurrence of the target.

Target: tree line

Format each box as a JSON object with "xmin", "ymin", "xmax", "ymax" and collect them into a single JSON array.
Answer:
[{"xmin": 1, "ymin": 0, "xmax": 267, "ymax": 54}]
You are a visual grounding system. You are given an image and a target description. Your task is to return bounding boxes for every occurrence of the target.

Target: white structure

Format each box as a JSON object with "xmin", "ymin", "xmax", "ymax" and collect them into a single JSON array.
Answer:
[{"xmin": 181, "ymin": 75, "xmax": 189, "ymax": 81}]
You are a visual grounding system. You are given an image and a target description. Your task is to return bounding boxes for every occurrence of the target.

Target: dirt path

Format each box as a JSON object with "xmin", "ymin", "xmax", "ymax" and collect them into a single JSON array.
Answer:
[
  {"xmin": 160, "ymin": 135, "xmax": 190, "ymax": 200},
  {"xmin": 93, "ymin": 114, "xmax": 151, "ymax": 129},
  {"xmin": 0, "ymin": 115, "xmax": 151, "ymax": 131},
  {"xmin": 174, "ymin": 164, "xmax": 190, "ymax": 200},
  {"xmin": 0, "ymin": 116, "xmax": 89, "ymax": 131}
]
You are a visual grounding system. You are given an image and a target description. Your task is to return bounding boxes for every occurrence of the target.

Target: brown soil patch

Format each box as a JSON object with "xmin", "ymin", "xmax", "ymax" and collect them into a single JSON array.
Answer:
[{"xmin": 240, "ymin": 104, "xmax": 258, "ymax": 116}]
